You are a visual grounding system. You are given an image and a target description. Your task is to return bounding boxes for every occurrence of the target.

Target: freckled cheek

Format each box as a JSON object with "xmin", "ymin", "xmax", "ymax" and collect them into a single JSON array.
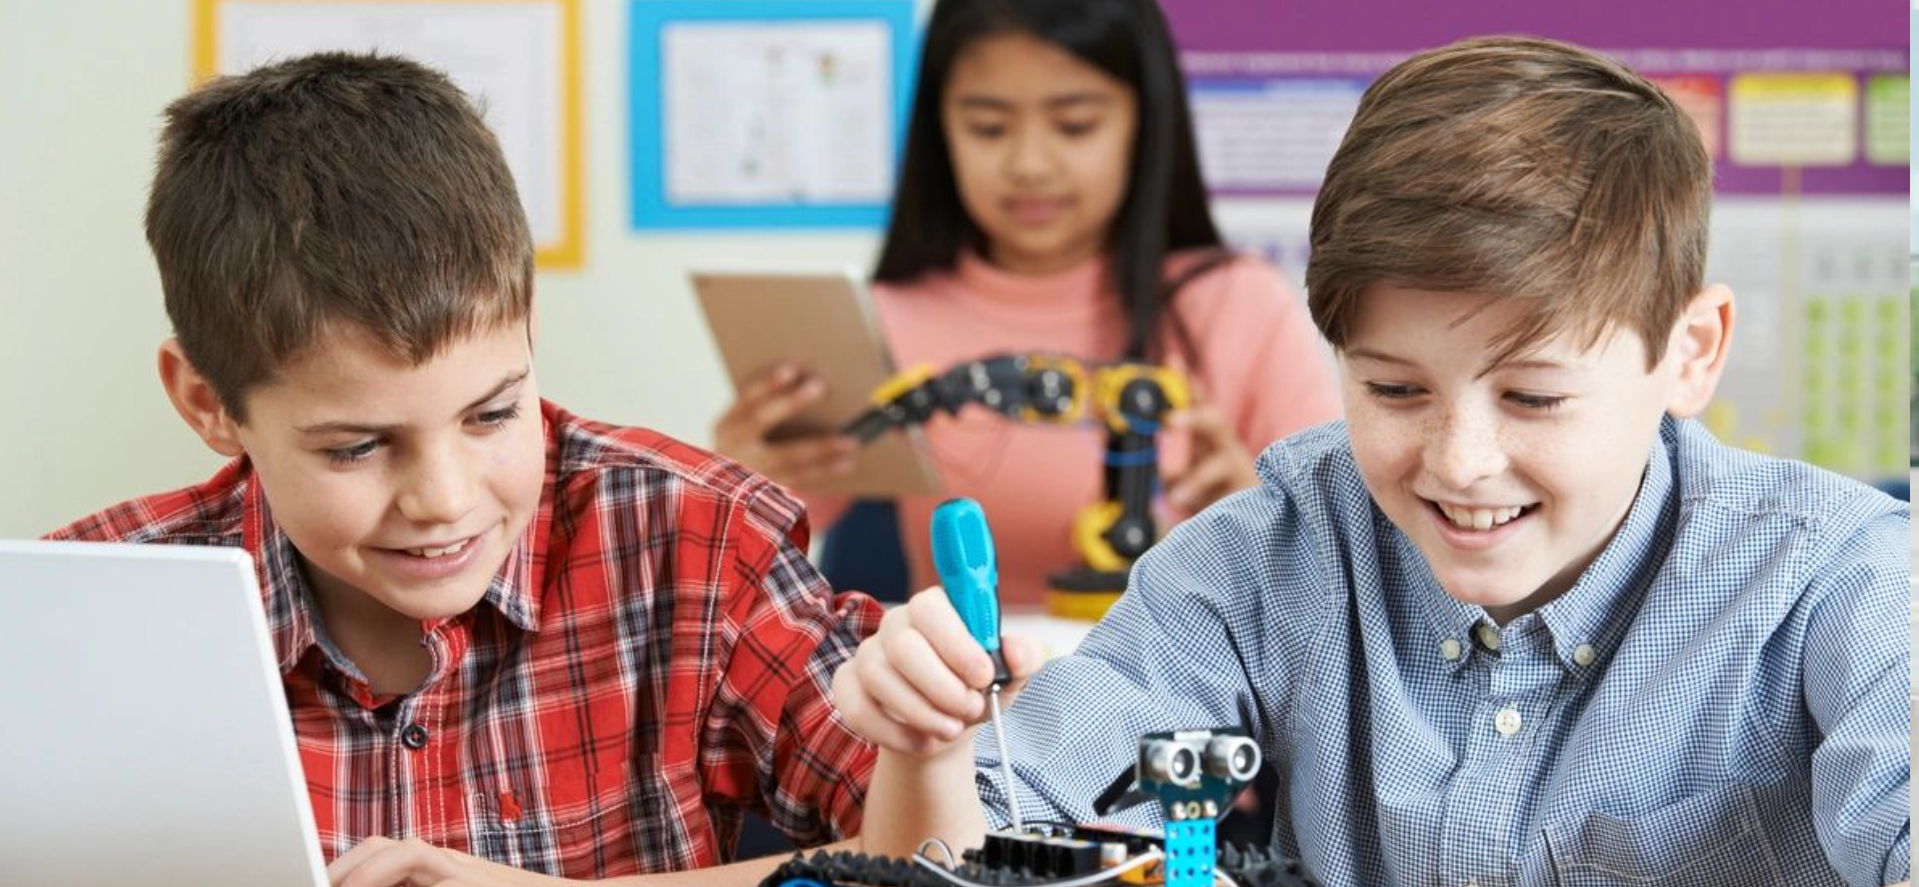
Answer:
[
  {"xmin": 1510, "ymin": 427, "xmax": 1594, "ymax": 505},
  {"xmin": 1347, "ymin": 410, "xmax": 1421, "ymax": 473},
  {"xmin": 1346, "ymin": 430, "xmax": 1412, "ymax": 498}
]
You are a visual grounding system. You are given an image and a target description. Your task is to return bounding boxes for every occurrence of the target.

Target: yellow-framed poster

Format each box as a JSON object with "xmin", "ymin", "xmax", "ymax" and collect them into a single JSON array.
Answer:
[{"xmin": 193, "ymin": 0, "xmax": 585, "ymax": 269}]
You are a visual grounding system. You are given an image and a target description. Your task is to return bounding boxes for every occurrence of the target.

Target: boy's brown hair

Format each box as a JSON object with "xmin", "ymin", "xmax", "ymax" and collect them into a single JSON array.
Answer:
[
  {"xmin": 146, "ymin": 52, "xmax": 533, "ymax": 420},
  {"xmin": 1305, "ymin": 36, "xmax": 1712, "ymax": 369}
]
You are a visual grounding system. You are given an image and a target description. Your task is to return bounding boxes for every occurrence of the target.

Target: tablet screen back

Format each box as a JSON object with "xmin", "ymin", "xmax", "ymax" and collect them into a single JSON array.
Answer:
[
  {"xmin": 0, "ymin": 540, "xmax": 329, "ymax": 887},
  {"xmin": 694, "ymin": 271, "xmax": 941, "ymax": 497}
]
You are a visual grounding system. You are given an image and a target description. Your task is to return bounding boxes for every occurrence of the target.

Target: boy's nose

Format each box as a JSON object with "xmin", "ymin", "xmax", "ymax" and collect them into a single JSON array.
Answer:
[
  {"xmin": 397, "ymin": 446, "xmax": 479, "ymax": 526},
  {"xmin": 1423, "ymin": 412, "xmax": 1509, "ymax": 490}
]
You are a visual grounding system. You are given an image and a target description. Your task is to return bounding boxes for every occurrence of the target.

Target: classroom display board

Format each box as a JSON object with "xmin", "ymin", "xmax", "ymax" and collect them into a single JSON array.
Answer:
[
  {"xmin": 627, "ymin": 0, "xmax": 917, "ymax": 229},
  {"xmin": 194, "ymin": 0, "xmax": 585, "ymax": 268},
  {"xmin": 1164, "ymin": 0, "xmax": 1909, "ymax": 479}
]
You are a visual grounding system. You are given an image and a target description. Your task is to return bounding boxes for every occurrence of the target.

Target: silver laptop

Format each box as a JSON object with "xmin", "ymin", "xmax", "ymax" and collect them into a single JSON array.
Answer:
[{"xmin": 0, "ymin": 539, "xmax": 328, "ymax": 886}]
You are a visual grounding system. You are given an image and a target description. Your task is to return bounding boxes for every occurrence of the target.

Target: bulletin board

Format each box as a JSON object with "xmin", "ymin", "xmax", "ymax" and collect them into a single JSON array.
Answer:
[
  {"xmin": 626, "ymin": 0, "xmax": 918, "ymax": 229},
  {"xmin": 193, "ymin": 0, "xmax": 586, "ymax": 269},
  {"xmin": 1163, "ymin": 0, "xmax": 1910, "ymax": 480},
  {"xmin": 1162, "ymin": 0, "xmax": 1907, "ymax": 198}
]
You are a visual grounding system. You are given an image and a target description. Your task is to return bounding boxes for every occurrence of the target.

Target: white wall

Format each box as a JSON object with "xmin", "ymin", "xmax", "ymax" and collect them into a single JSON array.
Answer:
[{"xmin": 0, "ymin": 0, "xmax": 888, "ymax": 537}]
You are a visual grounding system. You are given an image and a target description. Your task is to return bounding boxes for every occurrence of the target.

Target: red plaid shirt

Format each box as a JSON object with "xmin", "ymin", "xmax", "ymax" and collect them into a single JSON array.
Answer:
[{"xmin": 49, "ymin": 401, "xmax": 881, "ymax": 878}]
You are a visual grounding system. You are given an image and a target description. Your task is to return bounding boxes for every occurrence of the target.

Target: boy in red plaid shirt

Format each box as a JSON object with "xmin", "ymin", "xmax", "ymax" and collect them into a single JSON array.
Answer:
[{"xmin": 48, "ymin": 52, "xmax": 881, "ymax": 886}]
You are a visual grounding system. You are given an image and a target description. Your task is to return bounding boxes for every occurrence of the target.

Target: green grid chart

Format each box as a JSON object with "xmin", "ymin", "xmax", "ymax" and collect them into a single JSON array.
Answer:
[
  {"xmin": 1788, "ymin": 289, "xmax": 1910, "ymax": 473},
  {"xmin": 1695, "ymin": 201, "xmax": 1909, "ymax": 481}
]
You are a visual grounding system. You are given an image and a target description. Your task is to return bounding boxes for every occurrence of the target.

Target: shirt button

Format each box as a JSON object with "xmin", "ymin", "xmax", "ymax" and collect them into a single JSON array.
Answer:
[
  {"xmin": 1573, "ymin": 644, "xmax": 1596, "ymax": 666},
  {"xmin": 1476, "ymin": 624, "xmax": 1501, "ymax": 651},
  {"xmin": 401, "ymin": 723, "xmax": 429, "ymax": 749},
  {"xmin": 1439, "ymin": 638, "xmax": 1462, "ymax": 661},
  {"xmin": 1494, "ymin": 707, "xmax": 1522, "ymax": 736}
]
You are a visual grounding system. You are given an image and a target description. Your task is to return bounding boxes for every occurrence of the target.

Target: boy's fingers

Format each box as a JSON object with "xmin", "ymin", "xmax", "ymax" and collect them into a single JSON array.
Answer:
[
  {"xmin": 856, "ymin": 643, "xmax": 966, "ymax": 737},
  {"xmin": 833, "ymin": 671, "xmax": 941, "ymax": 754},
  {"xmin": 331, "ymin": 837, "xmax": 458, "ymax": 887},
  {"xmin": 327, "ymin": 837, "xmax": 396, "ymax": 885},
  {"xmin": 882, "ymin": 618, "xmax": 986, "ymax": 721},
  {"xmin": 906, "ymin": 587, "xmax": 998, "ymax": 689},
  {"xmin": 999, "ymin": 633, "xmax": 1045, "ymax": 681}
]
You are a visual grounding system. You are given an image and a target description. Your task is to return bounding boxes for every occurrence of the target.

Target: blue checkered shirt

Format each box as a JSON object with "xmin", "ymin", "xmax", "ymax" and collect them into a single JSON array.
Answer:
[{"xmin": 975, "ymin": 417, "xmax": 1910, "ymax": 887}]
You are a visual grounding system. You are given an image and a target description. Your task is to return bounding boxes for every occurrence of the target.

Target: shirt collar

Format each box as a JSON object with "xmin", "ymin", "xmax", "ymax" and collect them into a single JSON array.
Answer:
[
  {"xmin": 239, "ymin": 407, "xmax": 563, "ymax": 674},
  {"xmin": 478, "ymin": 406, "xmax": 558, "ymax": 634},
  {"xmin": 1534, "ymin": 416, "xmax": 1679, "ymax": 673},
  {"xmin": 1393, "ymin": 521, "xmax": 1486, "ymax": 675}
]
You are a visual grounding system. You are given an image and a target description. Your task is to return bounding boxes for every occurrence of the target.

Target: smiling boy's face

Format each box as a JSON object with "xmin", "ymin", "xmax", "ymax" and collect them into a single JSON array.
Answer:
[
  {"xmin": 1339, "ymin": 285, "xmax": 1730, "ymax": 623},
  {"xmin": 189, "ymin": 321, "xmax": 546, "ymax": 623}
]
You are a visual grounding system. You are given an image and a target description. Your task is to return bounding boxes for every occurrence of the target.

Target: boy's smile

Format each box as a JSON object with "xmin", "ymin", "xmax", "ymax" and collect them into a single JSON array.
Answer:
[
  {"xmin": 1340, "ymin": 285, "xmax": 1730, "ymax": 623},
  {"xmin": 190, "ymin": 321, "xmax": 546, "ymax": 627}
]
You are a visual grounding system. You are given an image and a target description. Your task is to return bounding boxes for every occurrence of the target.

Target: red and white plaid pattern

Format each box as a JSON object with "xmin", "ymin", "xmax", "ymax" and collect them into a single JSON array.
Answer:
[{"xmin": 49, "ymin": 400, "xmax": 881, "ymax": 878}]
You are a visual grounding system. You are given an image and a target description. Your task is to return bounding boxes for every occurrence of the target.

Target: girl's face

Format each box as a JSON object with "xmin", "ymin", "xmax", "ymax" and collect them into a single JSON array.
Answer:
[{"xmin": 941, "ymin": 31, "xmax": 1138, "ymax": 276}]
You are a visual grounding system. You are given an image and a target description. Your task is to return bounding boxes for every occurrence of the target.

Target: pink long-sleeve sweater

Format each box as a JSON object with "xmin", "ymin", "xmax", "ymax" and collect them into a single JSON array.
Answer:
[{"xmin": 801, "ymin": 250, "xmax": 1342, "ymax": 605}]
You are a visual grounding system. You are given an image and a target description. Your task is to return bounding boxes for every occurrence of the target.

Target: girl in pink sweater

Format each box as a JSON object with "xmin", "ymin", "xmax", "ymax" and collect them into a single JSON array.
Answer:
[{"xmin": 713, "ymin": 0, "xmax": 1340, "ymax": 606}]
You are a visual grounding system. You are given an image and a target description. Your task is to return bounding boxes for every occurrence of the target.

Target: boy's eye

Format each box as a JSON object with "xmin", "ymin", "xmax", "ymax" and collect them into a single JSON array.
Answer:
[
  {"xmin": 1364, "ymin": 382, "xmax": 1422, "ymax": 400},
  {"xmin": 1507, "ymin": 392, "xmax": 1567, "ymax": 411},
  {"xmin": 474, "ymin": 403, "xmax": 522, "ymax": 428},
  {"xmin": 325, "ymin": 440, "xmax": 380, "ymax": 465}
]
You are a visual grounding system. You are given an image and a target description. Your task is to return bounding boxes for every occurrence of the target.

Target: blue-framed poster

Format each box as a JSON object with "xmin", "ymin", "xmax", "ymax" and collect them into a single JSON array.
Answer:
[{"xmin": 629, "ymin": 0, "xmax": 918, "ymax": 229}]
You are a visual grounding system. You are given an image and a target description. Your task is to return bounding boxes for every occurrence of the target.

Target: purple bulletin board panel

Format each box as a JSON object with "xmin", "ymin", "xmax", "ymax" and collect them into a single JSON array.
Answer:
[{"xmin": 1163, "ymin": 0, "xmax": 1908, "ymax": 197}]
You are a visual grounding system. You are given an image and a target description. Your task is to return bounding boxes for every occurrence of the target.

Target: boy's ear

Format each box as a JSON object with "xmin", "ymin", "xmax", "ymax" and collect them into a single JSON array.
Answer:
[
  {"xmin": 157, "ymin": 339, "xmax": 246, "ymax": 458},
  {"xmin": 1662, "ymin": 284, "xmax": 1735, "ymax": 419}
]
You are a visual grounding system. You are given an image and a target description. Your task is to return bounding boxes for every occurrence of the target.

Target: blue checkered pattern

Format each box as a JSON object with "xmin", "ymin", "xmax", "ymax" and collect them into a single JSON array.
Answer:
[{"xmin": 975, "ymin": 417, "xmax": 1910, "ymax": 887}]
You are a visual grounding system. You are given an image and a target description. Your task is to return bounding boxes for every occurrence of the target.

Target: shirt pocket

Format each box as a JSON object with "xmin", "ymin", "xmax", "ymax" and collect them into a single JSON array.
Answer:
[
  {"xmin": 1545, "ymin": 783, "xmax": 1785, "ymax": 887},
  {"xmin": 471, "ymin": 757, "xmax": 649, "ymax": 878},
  {"xmin": 539, "ymin": 757, "xmax": 632, "ymax": 828}
]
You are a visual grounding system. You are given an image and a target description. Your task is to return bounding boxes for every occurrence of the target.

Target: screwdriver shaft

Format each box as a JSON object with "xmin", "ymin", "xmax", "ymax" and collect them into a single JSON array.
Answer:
[{"xmin": 988, "ymin": 685, "xmax": 1022, "ymax": 831}]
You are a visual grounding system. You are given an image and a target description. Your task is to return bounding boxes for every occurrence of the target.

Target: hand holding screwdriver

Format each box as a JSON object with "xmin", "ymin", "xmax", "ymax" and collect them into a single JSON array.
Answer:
[
  {"xmin": 830, "ymin": 501, "xmax": 1043, "ymax": 764},
  {"xmin": 929, "ymin": 498, "xmax": 1024, "ymax": 830}
]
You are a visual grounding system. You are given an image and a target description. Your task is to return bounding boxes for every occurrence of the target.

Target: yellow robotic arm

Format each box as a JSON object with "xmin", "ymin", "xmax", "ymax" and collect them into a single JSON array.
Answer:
[{"xmin": 843, "ymin": 354, "xmax": 1187, "ymax": 617}]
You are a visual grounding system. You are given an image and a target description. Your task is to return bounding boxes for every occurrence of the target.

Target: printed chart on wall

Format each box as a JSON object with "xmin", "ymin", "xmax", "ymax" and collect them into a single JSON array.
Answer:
[
  {"xmin": 1166, "ymin": 0, "xmax": 1910, "ymax": 480},
  {"xmin": 194, "ymin": 0, "xmax": 585, "ymax": 268},
  {"xmin": 627, "ymin": 0, "xmax": 917, "ymax": 229}
]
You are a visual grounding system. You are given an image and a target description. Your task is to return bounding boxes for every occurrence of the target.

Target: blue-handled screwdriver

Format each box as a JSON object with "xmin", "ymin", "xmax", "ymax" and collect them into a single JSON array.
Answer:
[{"xmin": 928, "ymin": 497, "xmax": 1023, "ymax": 831}]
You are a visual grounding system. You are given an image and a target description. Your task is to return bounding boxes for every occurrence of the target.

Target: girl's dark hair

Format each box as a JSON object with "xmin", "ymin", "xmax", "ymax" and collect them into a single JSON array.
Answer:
[{"xmin": 873, "ymin": 0, "xmax": 1224, "ymax": 362}]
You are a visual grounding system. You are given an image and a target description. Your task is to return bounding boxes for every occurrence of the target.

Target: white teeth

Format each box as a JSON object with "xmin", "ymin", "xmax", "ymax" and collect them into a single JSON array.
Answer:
[
  {"xmin": 1436, "ymin": 503, "xmax": 1527, "ymax": 531},
  {"xmin": 404, "ymin": 538, "xmax": 471, "ymax": 558}
]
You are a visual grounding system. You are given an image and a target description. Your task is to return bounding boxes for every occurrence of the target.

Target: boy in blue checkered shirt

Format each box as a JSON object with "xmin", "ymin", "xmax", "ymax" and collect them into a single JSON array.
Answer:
[{"xmin": 832, "ymin": 35, "xmax": 1910, "ymax": 887}]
